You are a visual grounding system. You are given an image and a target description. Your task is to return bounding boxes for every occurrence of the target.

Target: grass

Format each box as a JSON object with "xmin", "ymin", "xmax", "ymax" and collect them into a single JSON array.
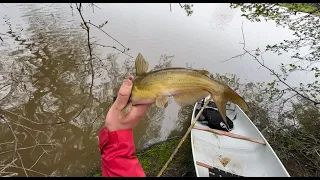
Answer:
[
  {"xmin": 93, "ymin": 135, "xmax": 194, "ymax": 177},
  {"xmin": 279, "ymin": 3, "xmax": 320, "ymax": 15}
]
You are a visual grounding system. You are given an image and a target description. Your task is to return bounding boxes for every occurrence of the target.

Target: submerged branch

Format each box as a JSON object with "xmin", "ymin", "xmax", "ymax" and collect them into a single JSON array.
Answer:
[{"xmin": 2, "ymin": 110, "xmax": 65, "ymax": 125}]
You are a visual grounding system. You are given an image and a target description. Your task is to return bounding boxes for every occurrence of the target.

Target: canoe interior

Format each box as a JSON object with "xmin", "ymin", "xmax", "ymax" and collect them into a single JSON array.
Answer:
[{"xmin": 190, "ymin": 99, "xmax": 290, "ymax": 177}]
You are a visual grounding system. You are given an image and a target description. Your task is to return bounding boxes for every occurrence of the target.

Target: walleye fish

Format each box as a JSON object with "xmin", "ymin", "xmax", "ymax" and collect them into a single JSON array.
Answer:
[{"xmin": 126, "ymin": 53, "xmax": 249, "ymax": 123}]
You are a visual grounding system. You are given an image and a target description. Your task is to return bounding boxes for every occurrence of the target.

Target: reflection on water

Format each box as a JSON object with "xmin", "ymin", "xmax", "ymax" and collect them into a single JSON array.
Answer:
[
  {"xmin": 0, "ymin": 4, "xmax": 169, "ymax": 177},
  {"xmin": 0, "ymin": 3, "xmax": 310, "ymax": 177},
  {"xmin": 0, "ymin": 4, "xmax": 190, "ymax": 176}
]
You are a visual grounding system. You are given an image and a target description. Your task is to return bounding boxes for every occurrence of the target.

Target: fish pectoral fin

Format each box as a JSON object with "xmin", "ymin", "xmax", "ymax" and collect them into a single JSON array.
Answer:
[
  {"xmin": 173, "ymin": 89, "xmax": 210, "ymax": 107},
  {"xmin": 135, "ymin": 53, "xmax": 149, "ymax": 76},
  {"xmin": 155, "ymin": 96, "xmax": 169, "ymax": 108},
  {"xmin": 195, "ymin": 69, "xmax": 210, "ymax": 76},
  {"xmin": 212, "ymin": 95, "xmax": 227, "ymax": 123}
]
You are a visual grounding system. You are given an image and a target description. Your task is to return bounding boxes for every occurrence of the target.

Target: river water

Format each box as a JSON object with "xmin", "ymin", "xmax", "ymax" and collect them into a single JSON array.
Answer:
[{"xmin": 0, "ymin": 3, "xmax": 312, "ymax": 177}]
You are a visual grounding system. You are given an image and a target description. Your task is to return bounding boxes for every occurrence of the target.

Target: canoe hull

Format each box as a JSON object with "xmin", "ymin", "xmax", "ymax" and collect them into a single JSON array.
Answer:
[{"xmin": 190, "ymin": 97, "xmax": 290, "ymax": 177}]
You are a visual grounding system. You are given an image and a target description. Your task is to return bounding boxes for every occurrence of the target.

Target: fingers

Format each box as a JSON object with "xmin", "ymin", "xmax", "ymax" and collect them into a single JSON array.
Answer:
[
  {"xmin": 123, "ymin": 103, "xmax": 152, "ymax": 123},
  {"xmin": 112, "ymin": 79, "xmax": 133, "ymax": 111},
  {"xmin": 128, "ymin": 75, "xmax": 134, "ymax": 81}
]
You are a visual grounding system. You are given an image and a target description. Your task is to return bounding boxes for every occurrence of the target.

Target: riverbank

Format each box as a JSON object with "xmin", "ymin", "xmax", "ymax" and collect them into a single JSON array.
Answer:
[{"xmin": 92, "ymin": 135, "xmax": 195, "ymax": 177}]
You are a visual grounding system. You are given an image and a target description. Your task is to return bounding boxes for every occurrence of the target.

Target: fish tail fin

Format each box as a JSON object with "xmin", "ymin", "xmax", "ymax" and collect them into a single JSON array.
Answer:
[
  {"xmin": 225, "ymin": 88, "xmax": 249, "ymax": 113},
  {"xmin": 209, "ymin": 87, "xmax": 249, "ymax": 124}
]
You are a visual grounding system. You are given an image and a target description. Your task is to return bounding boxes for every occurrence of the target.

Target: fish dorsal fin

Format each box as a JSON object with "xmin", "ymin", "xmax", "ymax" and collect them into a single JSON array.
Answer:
[
  {"xmin": 135, "ymin": 53, "xmax": 149, "ymax": 76},
  {"xmin": 173, "ymin": 89, "xmax": 210, "ymax": 107},
  {"xmin": 155, "ymin": 96, "xmax": 169, "ymax": 108},
  {"xmin": 195, "ymin": 69, "xmax": 210, "ymax": 76}
]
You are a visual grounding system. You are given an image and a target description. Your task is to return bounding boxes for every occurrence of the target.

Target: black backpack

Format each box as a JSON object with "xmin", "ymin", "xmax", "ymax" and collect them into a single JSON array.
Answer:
[{"xmin": 196, "ymin": 101, "xmax": 234, "ymax": 132}]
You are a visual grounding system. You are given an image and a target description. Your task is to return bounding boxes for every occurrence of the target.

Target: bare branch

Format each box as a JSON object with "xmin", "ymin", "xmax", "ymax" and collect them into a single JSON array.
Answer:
[
  {"xmin": 87, "ymin": 21, "xmax": 130, "ymax": 52},
  {"xmin": 96, "ymin": 43, "xmax": 133, "ymax": 58},
  {"xmin": 227, "ymin": 22, "xmax": 320, "ymax": 106},
  {"xmin": 74, "ymin": 3, "xmax": 95, "ymax": 122}
]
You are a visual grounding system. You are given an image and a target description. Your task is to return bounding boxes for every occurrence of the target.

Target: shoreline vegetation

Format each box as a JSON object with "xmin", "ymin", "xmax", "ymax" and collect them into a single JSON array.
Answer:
[
  {"xmin": 279, "ymin": 3, "xmax": 320, "ymax": 15},
  {"xmin": 91, "ymin": 3, "xmax": 319, "ymax": 177}
]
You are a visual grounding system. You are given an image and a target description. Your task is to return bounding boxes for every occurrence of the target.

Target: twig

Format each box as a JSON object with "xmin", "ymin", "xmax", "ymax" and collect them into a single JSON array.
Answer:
[
  {"xmin": 9, "ymin": 121, "xmax": 53, "ymax": 146},
  {"xmin": 0, "ymin": 158, "xmax": 17, "ymax": 173},
  {"xmin": 0, "ymin": 36, "xmax": 3, "ymax": 42},
  {"xmin": 87, "ymin": 22, "xmax": 130, "ymax": 52},
  {"xmin": 88, "ymin": 107, "xmax": 108, "ymax": 129},
  {"xmin": 2, "ymin": 172, "xmax": 18, "ymax": 177},
  {"xmin": 19, "ymin": 123, "xmax": 50, "ymax": 155},
  {"xmin": 2, "ymin": 110, "xmax": 64, "ymax": 125},
  {"xmin": 74, "ymin": 3, "xmax": 95, "ymax": 122},
  {"xmin": 227, "ymin": 21, "xmax": 320, "ymax": 106},
  {"xmin": 1, "ymin": 116, "xmax": 18, "ymax": 162},
  {"xmin": 0, "ymin": 144, "xmax": 53, "ymax": 156},
  {"xmin": 260, "ymin": 126, "xmax": 268, "ymax": 133},
  {"xmin": 170, "ymin": 3, "xmax": 172, "ymax": 12},
  {"xmin": 8, "ymin": 165, "xmax": 47, "ymax": 176},
  {"xmin": 315, "ymin": 150, "xmax": 320, "ymax": 158},
  {"xmin": 95, "ymin": 43, "xmax": 133, "ymax": 58},
  {"xmin": 157, "ymin": 99, "xmax": 210, "ymax": 177},
  {"xmin": 16, "ymin": 152, "xmax": 28, "ymax": 177},
  {"xmin": 193, "ymin": 126, "xmax": 266, "ymax": 145},
  {"xmin": 0, "ymin": 141, "xmax": 14, "ymax": 146},
  {"xmin": 29, "ymin": 151, "xmax": 45, "ymax": 169}
]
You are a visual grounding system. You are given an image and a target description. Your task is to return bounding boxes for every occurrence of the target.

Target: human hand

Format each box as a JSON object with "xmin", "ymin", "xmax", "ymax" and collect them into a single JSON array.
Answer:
[{"xmin": 105, "ymin": 76, "xmax": 152, "ymax": 132}]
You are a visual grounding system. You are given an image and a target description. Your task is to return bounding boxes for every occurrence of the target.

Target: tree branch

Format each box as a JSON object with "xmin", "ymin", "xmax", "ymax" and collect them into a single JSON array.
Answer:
[
  {"xmin": 87, "ymin": 21, "xmax": 130, "ymax": 53},
  {"xmin": 73, "ymin": 3, "xmax": 95, "ymax": 122},
  {"xmin": 228, "ymin": 22, "xmax": 320, "ymax": 106},
  {"xmin": 95, "ymin": 43, "xmax": 133, "ymax": 58}
]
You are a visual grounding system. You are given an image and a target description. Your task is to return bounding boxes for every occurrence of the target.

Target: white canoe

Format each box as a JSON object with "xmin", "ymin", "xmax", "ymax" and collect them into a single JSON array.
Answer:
[{"xmin": 190, "ymin": 97, "xmax": 290, "ymax": 177}]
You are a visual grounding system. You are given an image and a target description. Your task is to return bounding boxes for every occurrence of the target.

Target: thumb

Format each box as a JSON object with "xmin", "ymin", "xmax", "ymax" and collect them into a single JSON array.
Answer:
[{"xmin": 113, "ymin": 79, "xmax": 133, "ymax": 111}]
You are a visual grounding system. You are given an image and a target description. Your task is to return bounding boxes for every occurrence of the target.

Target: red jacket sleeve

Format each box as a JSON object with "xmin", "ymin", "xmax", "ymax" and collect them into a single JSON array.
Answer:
[{"xmin": 99, "ymin": 127, "xmax": 145, "ymax": 177}]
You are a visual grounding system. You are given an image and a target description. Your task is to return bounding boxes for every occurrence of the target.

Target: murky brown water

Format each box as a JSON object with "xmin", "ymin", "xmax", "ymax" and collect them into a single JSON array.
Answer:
[{"xmin": 0, "ymin": 3, "xmax": 312, "ymax": 177}]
